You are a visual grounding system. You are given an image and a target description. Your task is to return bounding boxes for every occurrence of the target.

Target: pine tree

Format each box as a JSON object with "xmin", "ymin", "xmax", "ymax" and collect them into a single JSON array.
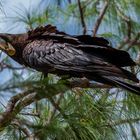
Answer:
[{"xmin": 0, "ymin": 0, "xmax": 140, "ymax": 139}]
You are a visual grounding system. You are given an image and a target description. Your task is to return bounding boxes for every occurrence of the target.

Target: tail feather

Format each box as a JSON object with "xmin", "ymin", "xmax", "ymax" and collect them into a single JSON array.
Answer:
[
  {"xmin": 121, "ymin": 68, "xmax": 139, "ymax": 82},
  {"xmin": 102, "ymin": 76, "xmax": 140, "ymax": 95}
]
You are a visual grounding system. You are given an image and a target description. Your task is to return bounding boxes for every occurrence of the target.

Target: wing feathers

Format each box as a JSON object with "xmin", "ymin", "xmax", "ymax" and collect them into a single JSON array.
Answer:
[
  {"xmin": 24, "ymin": 25, "xmax": 140, "ymax": 95},
  {"xmin": 28, "ymin": 25, "xmax": 135, "ymax": 67}
]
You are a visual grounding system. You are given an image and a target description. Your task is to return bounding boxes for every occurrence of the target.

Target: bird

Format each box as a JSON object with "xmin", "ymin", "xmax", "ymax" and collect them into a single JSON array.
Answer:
[{"xmin": 0, "ymin": 24, "xmax": 140, "ymax": 94}]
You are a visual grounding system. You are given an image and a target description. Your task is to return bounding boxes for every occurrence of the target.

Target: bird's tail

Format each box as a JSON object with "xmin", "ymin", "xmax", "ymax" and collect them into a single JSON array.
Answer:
[{"xmin": 102, "ymin": 76, "xmax": 140, "ymax": 95}]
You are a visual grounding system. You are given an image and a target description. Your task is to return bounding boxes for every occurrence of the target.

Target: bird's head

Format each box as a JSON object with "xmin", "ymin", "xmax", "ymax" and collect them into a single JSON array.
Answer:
[{"xmin": 0, "ymin": 34, "xmax": 16, "ymax": 56}]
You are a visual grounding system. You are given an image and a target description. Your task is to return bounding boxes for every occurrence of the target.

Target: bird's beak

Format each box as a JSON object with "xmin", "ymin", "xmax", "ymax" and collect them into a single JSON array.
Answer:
[
  {"xmin": 6, "ymin": 43, "xmax": 16, "ymax": 56},
  {"xmin": 0, "ymin": 42, "xmax": 16, "ymax": 56}
]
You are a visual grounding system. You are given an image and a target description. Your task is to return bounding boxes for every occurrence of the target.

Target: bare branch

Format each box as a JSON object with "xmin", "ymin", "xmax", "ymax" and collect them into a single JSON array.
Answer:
[
  {"xmin": 117, "ymin": 31, "xmax": 140, "ymax": 50},
  {"xmin": 93, "ymin": 1, "xmax": 109, "ymax": 36},
  {"xmin": 117, "ymin": 37, "xmax": 129, "ymax": 49},
  {"xmin": 68, "ymin": 78, "xmax": 112, "ymax": 88},
  {"xmin": 126, "ymin": 32, "xmax": 140, "ymax": 51},
  {"xmin": 0, "ymin": 90, "xmax": 34, "ymax": 130},
  {"xmin": 115, "ymin": 2, "xmax": 140, "ymax": 50},
  {"xmin": 0, "ymin": 61, "xmax": 25, "ymax": 72},
  {"xmin": 126, "ymin": 20, "xmax": 131, "ymax": 39},
  {"xmin": 77, "ymin": 0, "xmax": 86, "ymax": 34}
]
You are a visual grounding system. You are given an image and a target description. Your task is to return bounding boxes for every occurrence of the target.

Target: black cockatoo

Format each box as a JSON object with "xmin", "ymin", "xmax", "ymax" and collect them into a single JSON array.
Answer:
[{"xmin": 0, "ymin": 25, "xmax": 140, "ymax": 94}]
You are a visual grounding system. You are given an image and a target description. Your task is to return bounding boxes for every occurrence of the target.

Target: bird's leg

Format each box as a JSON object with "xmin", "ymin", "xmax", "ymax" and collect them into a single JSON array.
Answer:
[
  {"xmin": 40, "ymin": 72, "xmax": 48, "ymax": 79},
  {"xmin": 43, "ymin": 73, "xmax": 48, "ymax": 78}
]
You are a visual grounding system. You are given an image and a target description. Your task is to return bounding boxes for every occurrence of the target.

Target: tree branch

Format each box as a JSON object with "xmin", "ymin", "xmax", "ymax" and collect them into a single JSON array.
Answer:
[
  {"xmin": 105, "ymin": 118, "xmax": 140, "ymax": 127},
  {"xmin": 115, "ymin": 2, "xmax": 140, "ymax": 50},
  {"xmin": 0, "ymin": 90, "xmax": 34, "ymax": 130},
  {"xmin": 0, "ymin": 78, "xmax": 115, "ymax": 131},
  {"xmin": 0, "ymin": 62, "xmax": 25, "ymax": 71},
  {"xmin": 126, "ymin": 32, "xmax": 140, "ymax": 51},
  {"xmin": 93, "ymin": 1, "xmax": 109, "ymax": 36},
  {"xmin": 68, "ymin": 78, "xmax": 112, "ymax": 88},
  {"xmin": 77, "ymin": 0, "xmax": 86, "ymax": 34}
]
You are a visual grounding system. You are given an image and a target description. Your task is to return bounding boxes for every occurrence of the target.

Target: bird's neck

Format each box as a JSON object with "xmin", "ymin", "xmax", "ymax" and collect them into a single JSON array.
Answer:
[{"xmin": 10, "ymin": 33, "xmax": 29, "ymax": 65}]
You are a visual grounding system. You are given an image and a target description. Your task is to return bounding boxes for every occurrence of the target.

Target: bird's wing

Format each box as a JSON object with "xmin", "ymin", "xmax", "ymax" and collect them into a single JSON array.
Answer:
[
  {"xmin": 28, "ymin": 24, "xmax": 110, "ymax": 47},
  {"xmin": 22, "ymin": 39, "xmax": 138, "ymax": 82},
  {"xmin": 75, "ymin": 45, "xmax": 136, "ymax": 67},
  {"xmin": 27, "ymin": 25, "xmax": 135, "ymax": 67},
  {"xmin": 74, "ymin": 35, "xmax": 110, "ymax": 47}
]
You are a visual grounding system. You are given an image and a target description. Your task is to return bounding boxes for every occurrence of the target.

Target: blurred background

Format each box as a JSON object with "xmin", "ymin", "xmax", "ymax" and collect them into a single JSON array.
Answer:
[{"xmin": 0, "ymin": 0, "xmax": 140, "ymax": 139}]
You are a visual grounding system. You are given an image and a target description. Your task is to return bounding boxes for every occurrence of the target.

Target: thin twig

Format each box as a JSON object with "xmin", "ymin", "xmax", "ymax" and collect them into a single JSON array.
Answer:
[
  {"xmin": 117, "ymin": 32, "xmax": 140, "ymax": 50},
  {"xmin": 0, "ymin": 62, "xmax": 25, "ymax": 72},
  {"xmin": 126, "ymin": 20, "xmax": 131, "ymax": 39},
  {"xmin": 126, "ymin": 32, "xmax": 140, "ymax": 51},
  {"xmin": 77, "ymin": 0, "xmax": 86, "ymax": 34},
  {"xmin": 116, "ymin": 10, "xmax": 140, "ymax": 50},
  {"xmin": 20, "ymin": 112, "xmax": 40, "ymax": 117},
  {"xmin": 117, "ymin": 37, "xmax": 129, "ymax": 49},
  {"xmin": 93, "ymin": 1, "xmax": 109, "ymax": 36},
  {"xmin": 105, "ymin": 118, "xmax": 140, "ymax": 127},
  {"xmin": 68, "ymin": 78, "xmax": 112, "ymax": 88}
]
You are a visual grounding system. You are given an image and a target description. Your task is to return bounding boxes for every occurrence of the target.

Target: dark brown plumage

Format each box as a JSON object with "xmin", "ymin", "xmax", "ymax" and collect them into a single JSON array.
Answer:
[{"xmin": 0, "ymin": 25, "xmax": 140, "ymax": 94}]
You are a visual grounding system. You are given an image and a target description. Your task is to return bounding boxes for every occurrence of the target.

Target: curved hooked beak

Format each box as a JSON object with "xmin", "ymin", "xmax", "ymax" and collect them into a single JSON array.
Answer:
[{"xmin": 0, "ymin": 38, "xmax": 16, "ymax": 56}]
